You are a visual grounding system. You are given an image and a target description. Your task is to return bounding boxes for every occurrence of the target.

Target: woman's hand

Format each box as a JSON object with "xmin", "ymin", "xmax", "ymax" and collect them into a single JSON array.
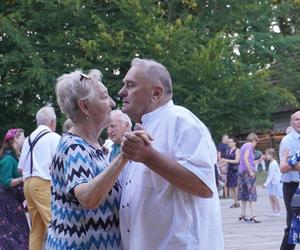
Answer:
[{"xmin": 249, "ymin": 170, "xmax": 255, "ymax": 178}]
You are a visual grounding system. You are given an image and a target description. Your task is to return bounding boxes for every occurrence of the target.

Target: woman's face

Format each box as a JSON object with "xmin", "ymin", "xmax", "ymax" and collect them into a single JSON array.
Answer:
[
  {"xmin": 87, "ymin": 82, "xmax": 116, "ymax": 129},
  {"xmin": 228, "ymin": 139, "xmax": 236, "ymax": 148},
  {"xmin": 14, "ymin": 131, "xmax": 25, "ymax": 151},
  {"xmin": 265, "ymin": 152, "xmax": 272, "ymax": 161}
]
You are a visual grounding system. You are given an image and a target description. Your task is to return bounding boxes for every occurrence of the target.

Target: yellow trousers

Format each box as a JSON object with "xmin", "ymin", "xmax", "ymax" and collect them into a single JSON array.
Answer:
[{"xmin": 24, "ymin": 177, "xmax": 51, "ymax": 250}]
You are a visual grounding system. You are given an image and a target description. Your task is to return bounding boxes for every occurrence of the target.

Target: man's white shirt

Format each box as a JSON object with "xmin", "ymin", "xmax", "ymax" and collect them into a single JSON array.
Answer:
[
  {"xmin": 18, "ymin": 125, "xmax": 61, "ymax": 180},
  {"xmin": 120, "ymin": 100, "xmax": 224, "ymax": 250}
]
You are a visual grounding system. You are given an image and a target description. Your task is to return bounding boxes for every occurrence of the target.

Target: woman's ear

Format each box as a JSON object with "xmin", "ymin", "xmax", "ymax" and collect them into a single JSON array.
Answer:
[
  {"xmin": 78, "ymin": 99, "xmax": 90, "ymax": 117},
  {"xmin": 151, "ymin": 85, "xmax": 163, "ymax": 102}
]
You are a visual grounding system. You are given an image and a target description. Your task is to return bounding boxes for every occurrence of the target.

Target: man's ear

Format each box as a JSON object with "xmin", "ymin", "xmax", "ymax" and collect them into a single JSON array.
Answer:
[
  {"xmin": 78, "ymin": 99, "xmax": 90, "ymax": 117},
  {"xmin": 50, "ymin": 119, "xmax": 56, "ymax": 131},
  {"xmin": 151, "ymin": 85, "xmax": 163, "ymax": 102}
]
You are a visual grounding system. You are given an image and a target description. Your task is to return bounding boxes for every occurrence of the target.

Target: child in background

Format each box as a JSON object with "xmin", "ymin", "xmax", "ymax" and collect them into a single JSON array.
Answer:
[{"xmin": 263, "ymin": 148, "xmax": 282, "ymax": 216}]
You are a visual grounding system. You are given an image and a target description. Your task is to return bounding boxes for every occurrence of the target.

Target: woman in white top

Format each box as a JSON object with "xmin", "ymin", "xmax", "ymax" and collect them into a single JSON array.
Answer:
[{"xmin": 263, "ymin": 148, "xmax": 282, "ymax": 216}]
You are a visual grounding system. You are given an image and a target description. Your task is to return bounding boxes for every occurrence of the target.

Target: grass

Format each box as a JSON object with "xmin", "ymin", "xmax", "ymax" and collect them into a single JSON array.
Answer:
[{"xmin": 256, "ymin": 170, "xmax": 267, "ymax": 186}]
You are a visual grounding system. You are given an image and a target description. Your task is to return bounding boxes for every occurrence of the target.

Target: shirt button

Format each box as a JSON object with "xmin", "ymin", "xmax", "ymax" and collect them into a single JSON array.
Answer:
[
  {"xmin": 127, "ymin": 229, "xmax": 130, "ymax": 232},
  {"xmin": 122, "ymin": 205, "xmax": 125, "ymax": 208},
  {"xmin": 127, "ymin": 203, "xmax": 129, "ymax": 207}
]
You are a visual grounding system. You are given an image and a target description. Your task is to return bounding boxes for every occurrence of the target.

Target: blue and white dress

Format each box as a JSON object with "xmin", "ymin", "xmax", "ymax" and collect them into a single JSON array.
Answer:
[{"xmin": 45, "ymin": 132, "xmax": 121, "ymax": 250}]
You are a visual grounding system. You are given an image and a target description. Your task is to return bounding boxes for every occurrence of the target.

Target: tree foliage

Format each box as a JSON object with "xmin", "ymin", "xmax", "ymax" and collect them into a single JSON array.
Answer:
[{"xmin": 0, "ymin": 0, "xmax": 299, "ymax": 140}]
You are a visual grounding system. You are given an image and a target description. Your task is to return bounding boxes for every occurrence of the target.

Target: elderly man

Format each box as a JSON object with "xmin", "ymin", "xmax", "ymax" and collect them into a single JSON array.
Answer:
[
  {"xmin": 279, "ymin": 111, "xmax": 300, "ymax": 250},
  {"xmin": 18, "ymin": 106, "xmax": 61, "ymax": 250},
  {"xmin": 107, "ymin": 110, "xmax": 132, "ymax": 162},
  {"xmin": 118, "ymin": 58, "xmax": 224, "ymax": 250}
]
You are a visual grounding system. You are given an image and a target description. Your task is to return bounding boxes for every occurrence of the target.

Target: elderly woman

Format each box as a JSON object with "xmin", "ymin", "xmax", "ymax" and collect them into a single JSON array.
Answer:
[
  {"xmin": 0, "ymin": 128, "xmax": 29, "ymax": 249},
  {"xmin": 45, "ymin": 69, "xmax": 135, "ymax": 250},
  {"xmin": 237, "ymin": 133, "xmax": 264, "ymax": 223}
]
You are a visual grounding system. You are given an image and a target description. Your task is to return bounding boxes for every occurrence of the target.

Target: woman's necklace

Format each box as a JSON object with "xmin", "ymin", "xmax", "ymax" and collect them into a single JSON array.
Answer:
[{"xmin": 70, "ymin": 127, "xmax": 100, "ymax": 149}]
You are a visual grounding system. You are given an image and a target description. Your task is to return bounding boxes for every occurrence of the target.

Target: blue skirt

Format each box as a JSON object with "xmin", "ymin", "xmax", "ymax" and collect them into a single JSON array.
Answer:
[
  {"xmin": 266, "ymin": 183, "xmax": 283, "ymax": 197},
  {"xmin": 237, "ymin": 171, "xmax": 257, "ymax": 202}
]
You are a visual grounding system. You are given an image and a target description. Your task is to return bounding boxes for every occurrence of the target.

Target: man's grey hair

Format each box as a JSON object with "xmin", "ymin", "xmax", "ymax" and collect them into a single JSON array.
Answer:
[
  {"xmin": 111, "ymin": 109, "xmax": 132, "ymax": 128},
  {"xmin": 36, "ymin": 106, "xmax": 56, "ymax": 126},
  {"xmin": 291, "ymin": 111, "xmax": 300, "ymax": 121},
  {"xmin": 62, "ymin": 118, "xmax": 73, "ymax": 132},
  {"xmin": 131, "ymin": 58, "xmax": 173, "ymax": 95},
  {"xmin": 55, "ymin": 69, "xmax": 103, "ymax": 122}
]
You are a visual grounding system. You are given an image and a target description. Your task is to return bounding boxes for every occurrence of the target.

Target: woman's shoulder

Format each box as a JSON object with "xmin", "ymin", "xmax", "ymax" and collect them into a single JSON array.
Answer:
[
  {"xmin": 0, "ymin": 152, "xmax": 17, "ymax": 162},
  {"xmin": 0, "ymin": 153, "xmax": 17, "ymax": 171},
  {"xmin": 57, "ymin": 132, "xmax": 88, "ymax": 155}
]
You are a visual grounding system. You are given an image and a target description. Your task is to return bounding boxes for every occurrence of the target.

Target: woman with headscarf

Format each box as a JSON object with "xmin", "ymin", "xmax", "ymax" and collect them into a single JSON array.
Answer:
[{"xmin": 0, "ymin": 128, "xmax": 29, "ymax": 249}]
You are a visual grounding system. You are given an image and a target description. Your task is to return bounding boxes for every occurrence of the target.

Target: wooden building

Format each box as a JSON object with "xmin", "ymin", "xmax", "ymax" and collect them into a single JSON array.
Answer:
[{"xmin": 235, "ymin": 107, "xmax": 299, "ymax": 157}]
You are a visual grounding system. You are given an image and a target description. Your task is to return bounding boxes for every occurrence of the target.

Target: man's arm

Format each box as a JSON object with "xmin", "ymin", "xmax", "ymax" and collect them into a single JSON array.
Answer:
[
  {"xmin": 217, "ymin": 151, "xmax": 222, "ymax": 162},
  {"xmin": 122, "ymin": 131, "xmax": 213, "ymax": 198},
  {"xmin": 280, "ymin": 149, "xmax": 300, "ymax": 173}
]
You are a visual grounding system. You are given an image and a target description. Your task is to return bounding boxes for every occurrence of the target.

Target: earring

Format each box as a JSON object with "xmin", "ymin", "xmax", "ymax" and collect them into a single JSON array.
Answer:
[{"xmin": 86, "ymin": 116, "xmax": 89, "ymax": 120}]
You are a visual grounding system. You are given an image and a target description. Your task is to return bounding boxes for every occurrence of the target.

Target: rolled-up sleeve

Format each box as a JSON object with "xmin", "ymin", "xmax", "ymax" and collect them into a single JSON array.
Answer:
[{"xmin": 173, "ymin": 119, "xmax": 217, "ymax": 192}]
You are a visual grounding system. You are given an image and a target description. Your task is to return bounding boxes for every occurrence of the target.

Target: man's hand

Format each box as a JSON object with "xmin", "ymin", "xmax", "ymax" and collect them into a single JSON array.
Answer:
[{"xmin": 121, "ymin": 130, "xmax": 154, "ymax": 163}]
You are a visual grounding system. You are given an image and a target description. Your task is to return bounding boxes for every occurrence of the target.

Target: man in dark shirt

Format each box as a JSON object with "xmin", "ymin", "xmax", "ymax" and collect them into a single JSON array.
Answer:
[{"xmin": 217, "ymin": 134, "xmax": 229, "ymax": 161}]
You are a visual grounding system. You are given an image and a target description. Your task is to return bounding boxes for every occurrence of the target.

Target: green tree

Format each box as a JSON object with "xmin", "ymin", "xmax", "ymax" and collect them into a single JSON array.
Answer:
[{"xmin": 0, "ymin": 0, "xmax": 298, "ymax": 140}]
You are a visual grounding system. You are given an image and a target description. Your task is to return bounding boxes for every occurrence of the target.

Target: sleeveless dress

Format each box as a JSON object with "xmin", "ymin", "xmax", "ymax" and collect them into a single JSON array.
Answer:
[{"xmin": 226, "ymin": 148, "xmax": 239, "ymax": 188}]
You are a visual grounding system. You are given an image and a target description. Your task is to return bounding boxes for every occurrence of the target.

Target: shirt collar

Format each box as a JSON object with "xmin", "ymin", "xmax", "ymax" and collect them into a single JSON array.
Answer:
[
  {"xmin": 290, "ymin": 129, "xmax": 300, "ymax": 140},
  {"xmin": 141, "ymin": 100, "xmax": 173, "ymax": 125},
  {"xmin": 38, "ymin": 124, "xmax": 52, "ymax": 131}
]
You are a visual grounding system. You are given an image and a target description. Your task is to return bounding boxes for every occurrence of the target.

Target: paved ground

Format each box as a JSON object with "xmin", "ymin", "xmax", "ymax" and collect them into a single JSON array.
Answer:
[{"xmin": 221, "ymin": 186, "xmax": 300, "ymax": 250}]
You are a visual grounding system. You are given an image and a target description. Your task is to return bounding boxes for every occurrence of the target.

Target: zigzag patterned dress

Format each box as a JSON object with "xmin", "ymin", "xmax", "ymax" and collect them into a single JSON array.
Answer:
[{"xmin": 45, "ymin": 132, "xmax": 121, "ymax": 250}]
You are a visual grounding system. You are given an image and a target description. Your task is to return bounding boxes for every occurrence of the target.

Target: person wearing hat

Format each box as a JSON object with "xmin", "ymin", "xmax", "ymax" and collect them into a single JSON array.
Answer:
[{"xmin": 0, "ymin": 128, "xmax": 29, "ymax": 249}]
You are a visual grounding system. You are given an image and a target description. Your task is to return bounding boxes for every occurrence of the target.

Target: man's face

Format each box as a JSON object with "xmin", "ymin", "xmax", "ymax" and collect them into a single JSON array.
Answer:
[
  {"xmin": 107, "ymin": 118, "xmax": 128, "ymax": 144},
  {"xmin": 118, "ymin": 66, "xmax": 154, "ymax": 123},
  {"xmin": 222, "ymin": 135, "xmax": 229, "ymax": 144},
  {"xmin": 291, "ymin": 111, "xmax": 300, "ymax": 134}
]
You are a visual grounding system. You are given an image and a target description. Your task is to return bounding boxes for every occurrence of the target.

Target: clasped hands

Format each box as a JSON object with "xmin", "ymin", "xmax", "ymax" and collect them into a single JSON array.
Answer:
[{"xmin": 121, "ymin": 123, "xmax": 154, "ymax": 163}]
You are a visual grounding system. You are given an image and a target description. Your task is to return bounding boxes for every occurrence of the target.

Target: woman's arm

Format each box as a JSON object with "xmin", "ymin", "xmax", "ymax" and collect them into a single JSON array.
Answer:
[
  {"xmin": 223, "ymin": 148, "xmax": 240, "ymax": 164},
  {"xmin": 72, "ymin": 131, "xmax": 152, "ymax": 209},
  {"xmin": 244, "ymin": 149, "xmax": 255, "ymax": 177},
  {"xmin": 0, "ymin": 156, "xmax": 22, "ymax": 187},
  {"xmin": 74, "ymin": 154, "xmax": 128, "ymax": 209},
  {"xmin": 10, "ymin": 177, "xmax": 23, "ymax": 187}
]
